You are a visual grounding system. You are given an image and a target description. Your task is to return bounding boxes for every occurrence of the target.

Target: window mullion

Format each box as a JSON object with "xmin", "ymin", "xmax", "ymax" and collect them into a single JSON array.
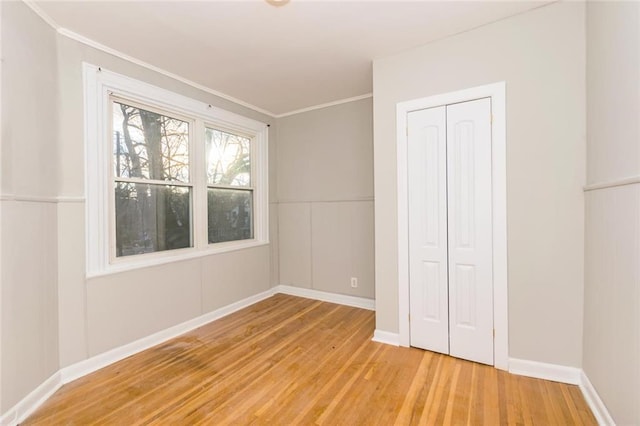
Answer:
[
  {"xmin": 193, "ymin": 119, "xmax": 207, "ymax": 250},
  {"xmin": 255, "ymin": 129, "xmax": 269, "ymax": 242}
]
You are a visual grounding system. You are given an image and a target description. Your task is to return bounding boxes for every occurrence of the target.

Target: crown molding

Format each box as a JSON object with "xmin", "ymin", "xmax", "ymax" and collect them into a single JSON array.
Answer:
[
  {"xmin": 583, "ymin": 175, "xmax": 640, "ymax": 192},
  {"xmin": 21, "ymin": 0, "xmax": 276, "ymax": 118},
  {"xmin": 20, "ymin": 0, "xmax": 372, "ymax": 120},
  {"xmin": 21, "ymin": 0, "xmax": 60, "ymax": 30},
  {"xmin": 59, "ymin": 28, "xmax": 277, "ymax": 118},
  {"xmin": 275, "ymin": 93, "xmax": 373, "ymax": 118}
]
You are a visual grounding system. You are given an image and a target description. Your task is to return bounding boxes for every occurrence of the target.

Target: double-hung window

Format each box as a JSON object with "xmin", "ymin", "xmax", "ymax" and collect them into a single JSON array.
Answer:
[
  {"xmin": 85, "ymin": 64, "xmax": 269, "ymax": 276},
  {"xmin": 205, "ymin": 128, "xmax": 253, "ymax": 244},
  {"xmin": 112, "ymin": 99, "xmax": 193, "ymax": 257}
]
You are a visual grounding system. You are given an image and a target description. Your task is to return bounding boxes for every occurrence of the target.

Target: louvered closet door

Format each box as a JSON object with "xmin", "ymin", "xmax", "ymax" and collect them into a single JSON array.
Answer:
[{"xmin": 408, "ymin": 98, "xmax": 494, "ymax": 366}]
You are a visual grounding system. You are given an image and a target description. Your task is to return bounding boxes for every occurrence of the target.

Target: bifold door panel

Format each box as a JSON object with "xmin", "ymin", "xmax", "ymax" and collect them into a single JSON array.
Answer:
[
  {"xmin": 408, "ymin": 106, "xmax": 449, "ymax": 354},
  {"xmin": 408, "ymin": 98, "xmax": 494, "ymax": 365}
]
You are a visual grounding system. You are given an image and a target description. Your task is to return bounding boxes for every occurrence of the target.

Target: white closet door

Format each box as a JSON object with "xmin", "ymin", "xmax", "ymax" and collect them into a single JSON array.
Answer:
[
  {"xmin": 446, "ymin": 98, "xmax": 494, "ymax": 365},
  {"xmin": 407, "ymin": 106, "xmax": 449, "ymax": 354}
]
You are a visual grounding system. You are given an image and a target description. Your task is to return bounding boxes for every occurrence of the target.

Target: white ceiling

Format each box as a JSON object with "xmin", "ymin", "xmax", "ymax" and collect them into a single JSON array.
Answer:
[{"xmin": 34, "ymin": 0, "xmax": 549, "ymax": 116}]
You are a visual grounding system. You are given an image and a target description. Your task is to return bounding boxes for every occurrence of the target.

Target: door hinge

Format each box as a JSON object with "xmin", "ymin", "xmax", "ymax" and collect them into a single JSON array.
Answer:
[{"xmin": 493, "ymin": 329, "xmax": 496, "ymax": 338}]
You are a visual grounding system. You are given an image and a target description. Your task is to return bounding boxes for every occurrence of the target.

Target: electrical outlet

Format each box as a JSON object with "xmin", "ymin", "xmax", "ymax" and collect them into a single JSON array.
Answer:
[{"xmin": 350, "ymin": 277, "xmax": 358, "ymax": 288}]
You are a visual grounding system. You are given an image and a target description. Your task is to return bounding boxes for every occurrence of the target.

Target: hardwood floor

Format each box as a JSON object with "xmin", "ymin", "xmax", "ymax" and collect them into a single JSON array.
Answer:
[{"xmin": 24, "ymin": 294, "xmax": 596, "ymax": 425}]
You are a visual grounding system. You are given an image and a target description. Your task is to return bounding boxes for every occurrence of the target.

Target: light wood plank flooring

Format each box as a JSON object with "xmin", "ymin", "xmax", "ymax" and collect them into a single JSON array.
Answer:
[{"xmin": 25, "ymin": 294, "xmax": 597, "ymax": 425}]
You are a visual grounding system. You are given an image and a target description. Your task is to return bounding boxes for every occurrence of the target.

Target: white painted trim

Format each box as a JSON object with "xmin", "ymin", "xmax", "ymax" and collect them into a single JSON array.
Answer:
[
  {"xmin": 508, "ymin": 359, "xmax": 615, "ymax": 424},
  {"xmin": 60, "ymin": 25, "xmax": 374, "ymax": 119},
  {"xmin": 57, "ymin": 27, "xmax": 373, "ymax": 120},
  {"xmin": 2, "ymin": 356, "xmax": 608, "ymax": 426},
  {"xmin": 584, "ymin": 175, "xmax": 640, "ymax": 192},
  {"xmin": 490, "ymin": 84, "xmax": 509, "ymax": 371},
  {"xmin": 21, "ymin": 1, "xmax": 372, "ymax": 119},
  {"xmin": 277, "ymin": 196, "xmax": 374, "ymax": 204},
  {"xmin": 579, "ymin": 371, "xmax": 615, "ymax": 426},
  {"xmin": 0, "ymin": 194, "xmax": 85, "ymax": 203},
  {"xmin": 0, "ymin": 372, "xmax": 62, "ymax": 426},
  {"xmin": 372, "ymin": 330, "xmax": 400, "ymax": 346},
  {"xmin": 0, "ymin": 288, "xmax": 275, "ymax": 425},
  {"xmin": 21, "ymin": 0, "xmax": 60, "ymax": 30},
  {"xmin": 56, "ymin": 196, "xmax": 85, "ymax": 203},
  {"xmin": 59, "ymin": 28, "xmax": 276, "ymax": 118},
  {"xmin": 60, "ymin": 286, "xmax": 372, "ymax": 383},
  {"xmin": 0, "ymin": 194, "xmax": 58, "ymax": 203},
  {"xmin": 273, "ymin": 285, "xmax": 375, "ymax": 311},
  {"xmin": 508, "ymin": 358, "xmax": 581, "ymax": 385},
  {"xmin": 0, "ymin": 286, "xmax": 373, "ymax": 424},
  {"xmin": 396, "ymin": 82, "xmax": 509, "ymax": 370},
  {"xmin": 275, "ymin": 93, "xmax": 373, "ymax": 118},
  {"xmin": 396, "ymin": 103, "xmax": 411, "ymax": 347},
  {"xmin": 83, "ymin": 64, "xmax": 269, "ymax": 276},
  {"xmin": 2, "ymin": 284, "xmax": 610, "ymax": 426},
  {"xmin": 86, "ymin": 241, "xmax": 270, "ymax": 279},
  {"xmin": 60, "ymin": 288, "xmax": 276, "ymax": 384},
  {"xmin": 0, "ymin": 0, "xmax": 3, "ymax": 417}
]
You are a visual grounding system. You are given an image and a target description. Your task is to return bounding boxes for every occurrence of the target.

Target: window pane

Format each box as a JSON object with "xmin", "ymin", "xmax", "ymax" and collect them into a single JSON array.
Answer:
[
  {"xmin": 113, "ymin": 101, "xmax": 189, "ymax": 182},
  {"xmin": 115, "ymin": 182, "xmax": 191, "ymax": 257},
  {"xmin": 208, "ymin": 188, "xmax": 253, "ymax": 244},
  {"xmin": 205, "ymin": 128, "xmax": 251, "ymax": 187}
]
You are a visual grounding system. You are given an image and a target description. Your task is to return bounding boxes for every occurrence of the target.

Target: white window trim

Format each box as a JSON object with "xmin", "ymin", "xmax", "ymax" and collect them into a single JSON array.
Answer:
[{"xmin": 84, "ymin": 63, "xmax": 269, "ymax": 278}]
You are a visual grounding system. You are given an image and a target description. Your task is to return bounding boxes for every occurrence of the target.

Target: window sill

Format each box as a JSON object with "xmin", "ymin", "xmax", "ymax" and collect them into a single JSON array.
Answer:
[{"xmin": 86, "ymin": 239, "xmax": 269, "ymax": 279}]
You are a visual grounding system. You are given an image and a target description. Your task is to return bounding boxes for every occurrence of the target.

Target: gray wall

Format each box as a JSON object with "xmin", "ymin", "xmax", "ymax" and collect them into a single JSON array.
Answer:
[
  {"xmin": 1, "ymin": 2, "xmax": 60, "ymax": 411},
  {"xmin": 583, "ymin": 2, "xmax": 640, "ymax": 424},
  {"xmin": 276, "ymin": 99, "xmax": 374, "ymax": 299},
  {"xmin": 372, "ymin": 2, "xmax": 586, "ymax": 367},
  {"xmin": 7, "ymin": 1, "xmax": 640, "ymax": 423}
]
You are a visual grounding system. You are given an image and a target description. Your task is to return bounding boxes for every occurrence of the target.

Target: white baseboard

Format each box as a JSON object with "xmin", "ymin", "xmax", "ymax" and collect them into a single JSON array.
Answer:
[
  {"xmin": 1, "ymin": 286, "xmax": 376, "ymax": 425},
  {"xmin": 508, "ymin": 357, "xmax": 581, "ymax": 385},
  {"xmin": 60, "ymin": 287, "xmax": 276, "ymax": 384},
  {"xmin": 14, "ymin": 288, "xmax": 615, "ymax": 426},
  {"xmin": 372, "ymin": 330, "xmax": 400, "ymax": 346},
  {"xmin": 273, "ymin": 284, "xmax": 375, "ymax": 311},
  {"xmin": 509, "ymin": 358, "xmax": 616, "ymax": 425},
  {"xmin": 0, "ymin": 371, "xmax": 62, "ymax": 426},
  {"xmin": 579, "ymin": 371, "xmax": 615, "ymax": 426}
]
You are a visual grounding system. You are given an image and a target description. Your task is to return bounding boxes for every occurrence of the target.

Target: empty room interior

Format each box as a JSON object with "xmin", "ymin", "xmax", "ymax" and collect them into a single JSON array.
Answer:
[{"xmin": 1, "ymin": 0, "xmax": 638, "ymax": 424}]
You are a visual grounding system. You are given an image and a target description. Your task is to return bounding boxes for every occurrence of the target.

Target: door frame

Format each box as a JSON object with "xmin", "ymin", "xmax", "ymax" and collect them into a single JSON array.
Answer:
[{"xmin": 396, "ymin": 82, "xmax": 508, "ymax": 370}]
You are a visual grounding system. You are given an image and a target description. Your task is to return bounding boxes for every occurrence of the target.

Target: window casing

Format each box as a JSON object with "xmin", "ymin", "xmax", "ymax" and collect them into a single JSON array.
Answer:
[{"xmin": 84, "ymin": 64, "xmax": 269, "ymax": 277}]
